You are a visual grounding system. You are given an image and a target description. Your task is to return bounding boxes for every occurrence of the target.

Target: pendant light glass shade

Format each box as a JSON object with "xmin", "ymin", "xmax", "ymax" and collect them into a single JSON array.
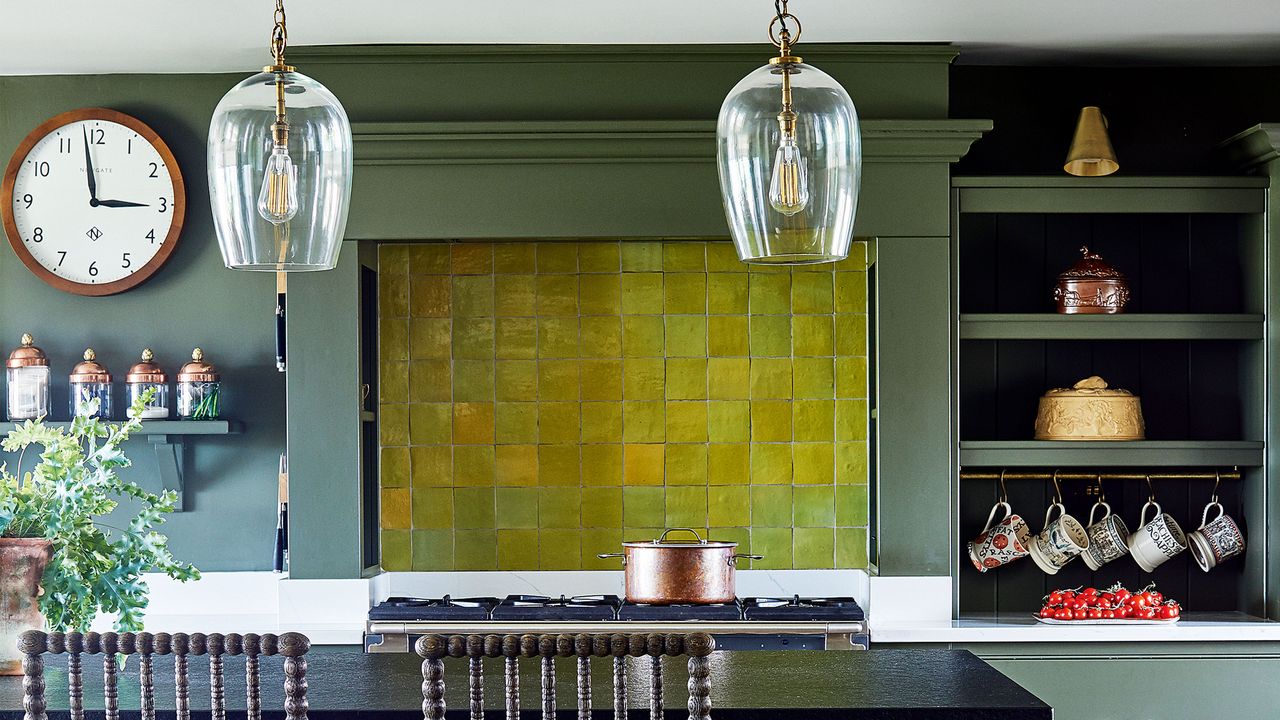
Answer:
[
  {"xmin": 717, "ymin": 62, "xmax": 861, "ymax": 264},
  {"xmin": 208, "ymin": 70, "xmax": 352, "ymax": 271}
]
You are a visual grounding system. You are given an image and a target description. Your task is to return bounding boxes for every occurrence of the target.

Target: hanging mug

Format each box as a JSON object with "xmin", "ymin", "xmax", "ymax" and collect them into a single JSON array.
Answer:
[
  {"xmin": 1081, "ymin": 500, "xmax": 1130, "ymax": 571},
  {"xmin": 1187, "ymin": 501, "xmax": 1245, "ymax": 572},
  {"xmin": 1128, "ymin": 501, "xmax": 1187, "ymax": 573},
  {"xmin": 967, "ymin": 501, "xmax": 1032, "ymax": 572},
  {"xmin": 1029, "ymin": 502, "xmax": 1089, "ymax": 575}
]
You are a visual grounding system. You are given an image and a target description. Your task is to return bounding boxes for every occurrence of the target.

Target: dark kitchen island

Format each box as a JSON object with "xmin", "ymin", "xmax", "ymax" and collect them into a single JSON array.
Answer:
[{"xmin": 0, "ymin": 646, "xmax": 1049, "ymax": 719}]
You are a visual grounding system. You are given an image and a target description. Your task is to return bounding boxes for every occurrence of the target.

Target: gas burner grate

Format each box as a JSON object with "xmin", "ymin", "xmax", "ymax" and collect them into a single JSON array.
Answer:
[
  {"xmin": 491, "ymin": 594, "xmax": 622, "ymax": 621},
  {"xmin": 741, "ymin": 595, "xmax": 864, "ymax": 621},
  {"xmin": 369, "ymin": 595, "xmax": 499, "ymax": 621},
  {"xmin": 618, "ymin": 601, "xmax": 745, "ymax": 622}
]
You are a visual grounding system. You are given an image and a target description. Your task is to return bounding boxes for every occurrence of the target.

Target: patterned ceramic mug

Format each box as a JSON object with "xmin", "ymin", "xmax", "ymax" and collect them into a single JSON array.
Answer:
[
  {"xmin": 1082, "ymin": 500, "xmax": 1131, "ymax": 571},
  {"xmin": 1029, "ymin": 503, "xmax": 1089, "ymax": 575},
  {"xmin": 1187, "ymin": 501, "xmax": 1245, "ymax": 572},
  {"xmin": 1128, "ymin": 501, "xmax": 1187, "ymax": 573},
  {"xmin": 967, "ymin": 501, "xmax": 1032, "ymax": 573}
]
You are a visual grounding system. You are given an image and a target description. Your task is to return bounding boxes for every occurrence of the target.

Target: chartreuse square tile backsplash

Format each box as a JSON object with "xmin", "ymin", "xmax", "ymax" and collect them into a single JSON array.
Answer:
[{"xmin": 378, "ymin": 241, "xmax": 870, "ymax": 571}]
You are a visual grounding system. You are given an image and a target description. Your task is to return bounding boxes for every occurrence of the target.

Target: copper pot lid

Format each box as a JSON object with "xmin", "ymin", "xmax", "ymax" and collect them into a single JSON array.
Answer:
[
  {"xmin": 69, "ymin": 348, "xmax": 111, "ymax": 384},
  {"xmin": 622, "ymin": 528, "xmax": 738, "ymax": 549},
  {"xmin": 6, "ymin": 333, "xmax": 48, "ymax": 369},
  {"xmin": 1058, "ymin": 246, "xmax": 1126, "ymax": 281},
  {"xmin": 126, "ymin": 348, "xmax": 167, "ymax": 384},
  {"xmin": 177, "ymin": 347, "xmax": 219, "ymax": 383}
]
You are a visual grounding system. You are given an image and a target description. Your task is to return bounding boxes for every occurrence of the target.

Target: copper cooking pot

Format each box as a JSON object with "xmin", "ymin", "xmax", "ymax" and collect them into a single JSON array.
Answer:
[{"xmin": 598, "ymin": 528, "xmax": 762, "ymax": 605}]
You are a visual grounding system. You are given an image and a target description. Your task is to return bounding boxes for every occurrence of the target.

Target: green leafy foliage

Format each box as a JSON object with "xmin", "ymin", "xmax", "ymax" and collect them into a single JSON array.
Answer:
[{"xmin": 0, "ymin": 390, "xmax": 199, "ymax": 632}]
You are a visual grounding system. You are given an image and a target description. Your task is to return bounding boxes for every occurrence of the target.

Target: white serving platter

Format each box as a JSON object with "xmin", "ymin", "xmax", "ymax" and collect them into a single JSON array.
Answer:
[{"xmin": 1034, "ymin": 615, "xmax": 1179, "ymax": 625}]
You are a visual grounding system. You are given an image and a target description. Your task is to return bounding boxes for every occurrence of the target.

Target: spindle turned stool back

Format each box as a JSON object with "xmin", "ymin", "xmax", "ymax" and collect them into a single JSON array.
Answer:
[
  {"xmin": 416, "ymin": 632, "xmax": 715, "ymax": 720},
  {"xmin": 18, "ymin": 630, "xmax": 311, "ymax": 720}
]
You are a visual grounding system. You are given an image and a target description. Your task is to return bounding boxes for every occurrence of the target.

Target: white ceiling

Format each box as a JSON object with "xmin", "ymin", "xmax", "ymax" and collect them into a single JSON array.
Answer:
[{"xmin": 2, "ymin": 0, "xmax": 1280, "ymax": 75}]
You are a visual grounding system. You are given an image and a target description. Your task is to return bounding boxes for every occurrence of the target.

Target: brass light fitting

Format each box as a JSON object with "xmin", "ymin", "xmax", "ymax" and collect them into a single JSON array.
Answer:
[{"xmin": 1064, "ymin": 106, "xmax": 1119, "ymax": 177}]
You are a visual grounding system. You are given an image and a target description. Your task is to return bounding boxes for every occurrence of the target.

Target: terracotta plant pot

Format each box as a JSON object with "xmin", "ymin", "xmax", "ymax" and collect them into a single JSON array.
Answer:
[{"xmin": 0, "ymin": 539, "xmax": 52, "ymax": 675}]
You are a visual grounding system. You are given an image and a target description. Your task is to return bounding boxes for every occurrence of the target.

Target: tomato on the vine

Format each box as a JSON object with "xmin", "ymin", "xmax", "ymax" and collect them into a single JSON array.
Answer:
[{"xmin": 1040, "ymin": 606, "xmax": 1056, "ymax": 618}]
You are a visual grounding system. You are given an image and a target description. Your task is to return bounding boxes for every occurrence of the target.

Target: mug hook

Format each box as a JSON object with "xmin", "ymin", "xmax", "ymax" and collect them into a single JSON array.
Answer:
[
  {"xmin": 1146, "ymin": 474, "xmax": 1156, "ymax": 503},
  {"xmin": 1094, "ymin": 473, "xmax": 1106, "ymax": 504},
  {"xmin": 1051, "ymin": 469, "xmax": 1063, "ymax": 505},
  {"xmin": 1211, "ymin": 470, "xmax": 1221, "ymax": 504},
  {"xmin": 997, "ymin": 469, "xmax": 1009, "ymax": 504}
]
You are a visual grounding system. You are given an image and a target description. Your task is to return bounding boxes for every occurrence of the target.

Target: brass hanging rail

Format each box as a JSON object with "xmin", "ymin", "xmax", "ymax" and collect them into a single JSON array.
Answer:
[{"xmin": 960, "ymin": 469, "xmax": 1241, "ymax": 482}]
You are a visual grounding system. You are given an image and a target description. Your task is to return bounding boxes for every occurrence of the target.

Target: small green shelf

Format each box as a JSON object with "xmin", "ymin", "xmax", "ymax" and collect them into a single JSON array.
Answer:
[
  {"xmin": 959, "ymin": 440, "xmax": 1265, "ymax": 468},
  {"xmin": 0, "ymin": 419, "xmax": 241, "ymax": 435},
  {"xmin": 959, "ymin": 314, "xmax": 1265, "ymax": 341}
]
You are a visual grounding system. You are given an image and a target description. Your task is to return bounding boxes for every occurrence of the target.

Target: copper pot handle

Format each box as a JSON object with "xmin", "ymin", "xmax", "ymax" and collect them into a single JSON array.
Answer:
[
  {"xmin": 597, "ymin": 552, "xmax": 627, "ymax": 566},
  {"xmin": 656, "ymin": 527, "xmax": 706, "ymax": 544},
  {"xmin": 728, "ymin": 554, "xmax": 764, "ymax": 566}
]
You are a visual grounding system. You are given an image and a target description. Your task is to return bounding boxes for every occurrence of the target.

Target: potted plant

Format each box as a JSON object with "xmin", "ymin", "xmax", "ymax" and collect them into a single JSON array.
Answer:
[{"xmin": 0, "ymin": 392, "xmax": 198, "ymax": 673}]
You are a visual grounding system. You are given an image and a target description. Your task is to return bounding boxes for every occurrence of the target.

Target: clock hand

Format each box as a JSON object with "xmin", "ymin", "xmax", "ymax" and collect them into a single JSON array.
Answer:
[
  {"xmin": 96, "ymin": 199, "xmax": 150, "ymax": 208},
  {"xmin": 82, "ymin": 127, "xmax": 98, "ymax": 204}
]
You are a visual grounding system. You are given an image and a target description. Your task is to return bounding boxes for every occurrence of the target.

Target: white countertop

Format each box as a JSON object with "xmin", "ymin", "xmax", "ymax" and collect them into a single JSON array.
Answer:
[{"xmin": 872, "ymin": 612, "xmax": 1280, "ymax": 644}]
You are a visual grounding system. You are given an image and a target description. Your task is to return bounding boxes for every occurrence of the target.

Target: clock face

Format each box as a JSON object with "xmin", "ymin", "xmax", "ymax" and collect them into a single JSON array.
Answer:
[{"xmin": 2, "ymin": 108, "xmax": 185, "ymax": 296}]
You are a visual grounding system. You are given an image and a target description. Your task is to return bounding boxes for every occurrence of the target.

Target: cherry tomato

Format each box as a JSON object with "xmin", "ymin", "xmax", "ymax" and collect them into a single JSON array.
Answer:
[
  {"xmin": 1130, "ymin": 596, "xmax": 1148, "ymax": 609},
  {"xmin": 1071, "ymin": 598, "xmax": 1089, "ymax": 610},
  {"xmin": 1118, "ymin": 607, "xmax": 1132, "ymax": 618},
  {"xmin": 1102, "ymin": 610, "xmax": 1116, "ymax": 619},
  {"xmin": 1099, "ymin": 592, "xmax": 1115, "ymax": 606},
  {"xmin": 1073, "ymin": 608, "xmax": 1088, "ymax": 620},
  {"xmin": 1080, "ymin": 587, "xmax": 1098, "ymax": 597},
  {"xmin": 1040, "ymin": 606, "xmax": 1056, "ymax": 618},
  {"xmin": 1088, "ymin": 608, "xmax": 1103, "ymax": 619},
  {"xmin": 1055, "ymin": 608, "xmax": 1073, "ymax": 620},
  {"xmin": 1113, "ymin": 589, "xmax": 1131, "ymax": 602},
  {"xmin": 1140, "ymin": 608, "xmax": 1157, "ymax": 620},
  {"xmin": 1059, "ymin": 590, "xmax": 1076, "ymax": 602}
]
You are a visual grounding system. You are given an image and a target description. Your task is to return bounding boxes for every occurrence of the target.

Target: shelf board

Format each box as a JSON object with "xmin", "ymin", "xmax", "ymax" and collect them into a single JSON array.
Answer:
[
  {"xmin": 959, "ymin": 440, "xmax": 1264, "ymax": 467},
  {"xmin": 959, "ymin": 314, "xmax": 1264, "ymax": 341},
  {"xmin": 0, "ymin": 419, "xmax": 241, "ymax": 435},
  {"xmin": 952, "ymin": 175, "xmax": 1267, "ymax": 214}
]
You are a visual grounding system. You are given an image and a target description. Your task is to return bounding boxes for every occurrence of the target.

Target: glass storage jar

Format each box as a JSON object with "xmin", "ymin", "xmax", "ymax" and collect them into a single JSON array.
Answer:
[
  {"xmin": 126, "ymin": 348, "xmax": 169, "ymax": 419},
  {"xmin": 6, "ymin": 333, "xmax": 49, "ymax": 421},
  {"xmin": 177, "ymin": 347, "xmax": 220, "ymax": 420},
  {"xmin": 68, "ymin": 348, "xmax": 112, "ymax": 419}
]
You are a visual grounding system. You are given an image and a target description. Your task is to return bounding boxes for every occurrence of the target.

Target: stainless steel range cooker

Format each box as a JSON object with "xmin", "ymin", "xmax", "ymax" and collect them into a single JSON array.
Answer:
[{"xmin": 365, "ymin": 594, "xmax": 868, "ymax": 652}]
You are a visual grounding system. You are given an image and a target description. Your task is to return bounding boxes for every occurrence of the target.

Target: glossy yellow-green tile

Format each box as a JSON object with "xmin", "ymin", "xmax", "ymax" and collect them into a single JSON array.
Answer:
[
  {"xmin": 708, "ymin": 486, "xmax": 751, "ymax": 526},
  {"xmin": 453, "ymin": 446, "xmax": 495, "ymax": 487},
  {"xmin": 381, "ymin": 529, "xmax": 411, "ymax": 571},
  {"xmin": 835, "ymin": 314, "xmax": 867, "ymax": 356},
  {"xmin": 538, "ymin": 360, "xmax": 580, "ymax": 401},
  {"xmin": 452, "ymin": 402, "xmax": 495, "ymax": 445},
  {"xmin": 493, "ymin": 244, "xmax": 535, "ymax": 274},
  {"xmin": 408, "ymin": 360, "xmax": 449, "ymax": 403},
  {"xmin": 751, "ymin": 400, "xmax": 792, "ymax": 442},
  {"xmin": 411, "ymin": 529, "xmax": 454, "ymax": 571},
  {"xmin": 381, "ymin": 360, "xmax": 409, "ymax": 403},
  {"xmin": 581, "ymin": 487, "xmax": 623, "ymax": 528},
  {"xmin": 836, "ymin": 527, "xmax": 868, "ymax": 568},
  {"xmin": 537, "ymin": 317, "xmax": 580, "ymax": 358},
  {"xmin": 749, "ymin": 273, "xmax": 791, "ymax": 314},
  {"xmin": 382, "ymin": 446, "xmax": 411, "ymax": 488},
  {"xmin": 496, "ymin": 317, "xmax": 537, "ymax": 359},
  {"xmin": 623, "ymin": 358, "xmax": 665, "ymax": 400},
  {"xmin": 793, "ymin": 443, "xmax": 834, "ymax": 484},
  {"xmin": 380, "ymin": 270, "xmax": 409, "ymax": 319},
  {"xmin": 454, "ymin": 487, "xmax": 495, "ymax": 528},
  {"xmin": 452, "ymin": 318, "xmax": 495, "ymax": 359},
  {"xmin": 537, "ymin": 242, "xmax": 579, "ymax": 273},
  {"xmin": 664, "ymin": 273, "xmax": 707, "ymax": 314},
  {"xmin": 793, "ymin": 527, "xmax": 835, "ymax": 569},
  {"xmin": 410, "ymin": 403, "xmax": 452, "ymax": 445},
  {"xmin": 410, "ymin": 275, "xmax": 452, "ymax": 318},
  {"xmin": 450, "ymin": 243, "xmax": 493, "ymax": 274},
  {"xmin": 750, "ymin": 358, "xmax": 792, "ymax": 399},
  {"xmin": 793, "ymin": 399, "xmax": 834, "ymax": 442},
  {"xmin": 581, "ymin": 402, "xmax": 624, "ymax": 443},
  {"xmin": 536, "ymin": 275, "xmax": 579, "ymax": 316},
  {"xmin": 495, "ymin": 445, "xmax": 538, "ymax": 486},
  {"xmin": 621, "ymin": 273, "xmax": 663, "ymax": 314},
  {"xmin": 622, "ymin": 401, "xmax": 665, "ymax": 443},
  {"xmin": 708, "ymin": 444, "xmax": 750, "ymax": 485},
  {"xmin": 623, "ymin": 444, "xmax": 665, "ymax": 485},
  {"xmin": 538, "ymin": 487, "xmax": 581, "ymax": 528},
  {"xmin": 496, "ymin": 360, "xmax": 537, "ymax": 401},
  {"xmin": 750, "ymin": 444, "xmax": 792, "ymax": 485},
  {"xmin": 665, "ymin": 443, "xmax": 708, "ymax": 485},
  {"xmin": 707, "ymin": 401, "xmax": 750, "ymax": 443},
  {"xmin": 793, "ymin": 357, "xmax": 835, "ymax": 400},
  {"xmin": 706, "ymin": 242, "xmax": 745, "ymax": 272},
  {"xmin": 496, "ymin": 487, "xmax": 539, "ymax": 528},
  {"xmin": 580, "ymin": 275, "xmax": 622, "ymax": 315},
  {"xmin": 665, "ymin": 358, "xmax": 707, "ymax": 400},
  {"xmin": 581, "ymin": 528, "xmax": 625, "ymax": 569},
  {"xmin": 663, "ymin": 242, "xmax": 706, "ymax": 271},
  {"xmin": 407, "ymin": 244, "xmax": 450, "ymax": 274},
  {"xmin": 751, "ymin": 486, "xmax": 792, "ymax": 526},
  {"xmin": 665, "ymin": 316, "xmax": 707, "ymax": 357},
  {"xmin": 836, "ymin": 399, "xmax": 868, "ymax": 442},
  {"xmin": 623, "ymin": 316, "xmax": 665, "ymax": 357},
  {"xmin": 580, "ymin": 317, "xmax": 622, "ymax": 358},
  {"xmin": 497, "ymin": 529, "xmax": 540, "ymax": 570},
  {"xmin": 621, "ymin": 242, "xmax": 662, "ymax": 272},
  {"xmin": 834, "ymin": 271, "xmax": 867, "ymax": 313},
  {"xmin": 411, "ymin": 446, "xmax": 451, "ymax": 487},
  {"xmin": 791, "ymin": 272, "xmax": 833, "ymax": 314},
  {"xmin": 579, "ymin": 242, "xmax": 621, "ymax": 273},
  {"xmin": 793, "ymin": 316, "xmax": 834, "ymax": 357},
  {"xmin": 836, "ymin": 357, "xmax": 868, "ymax": 399},
  {"xmin": 666, "ymin": 486, "xmax": 708, "ymax": 527},
  {"xmin": 539, "ymin": 529, "xmax": 582, "ymax": 570},
  {"xmin": 623, "ymin": 486, "xmax": 665, "ymax": 525},
  {"xmin": 538, "ymin": 445, "xmax": 581, "ymax": 486},
  {"xmin": 794, "ymin": 485, "xmax": 835, "ymax": 527},
  {"xmin": 708, "ymin": 273, "xmax": 749, "ymax": 314},
  {"xmin": 581, "ymin": 443, "xmax": 623, "ymax": 485},
  {"xmin": 708, "ymin": 316, "xmax": 749, "ymax": 357},
  {"xmin": 380, "ymin": 317, "xmax": 409, "ymax": 361},
  {"xmin": 665, "ymin": 402, "xmax": 708, "ymax": 443},
  {"xmin": 836, "ymin": 484, "xmax": 868, "ymax": 526},
  {"xmin": 495, "ymin": 274, "xmax": 536, "ymax": 317},
  {"xmin": 538, "ymin": 402, "xmax": 581, "ymax": 444},
  {"xmin": 451, "ymin": 276, "xmax": 494, "ymax": 317},
  {"xmin": 707, "ymin": 358, "xmax": 749, "ymax": 400},
  {"xmin": 381, "ymin": 403, "xmax": 410, "ymax": 446},
  {"xmin": 453, "ymin": 359, "xmax": 495, "ymax": 401},
  {"xmin": 412, "ymin": 487, "xmax": 453, "ymax": 530},
  {"xmin": 381, "ymin": 244, "xmax": 411, "ymax": 272},
  {"xmin": 580, "ymin": 360, "xmax": 623, "ymax": 402},
  {"xmin": 454, "ymin": 529, "xmax": 498, "ymax": 570},
  {"xmin": 495, "ymin": 402, "xmax": 539, "ymax": 445},
  {"xmin": 836, "ymin": 441, "xmax": 869, "ymax": 485},
  {"xmin": 410, "ymin": 318, "xmax": 452, "ymax": 359},
  {"xmin": 749, "ymin": 315, "xmax": 790, "ymax": 356},
  {"xmin": 381, "ymin": 487, "xmax": 411, "ymax": 529}
]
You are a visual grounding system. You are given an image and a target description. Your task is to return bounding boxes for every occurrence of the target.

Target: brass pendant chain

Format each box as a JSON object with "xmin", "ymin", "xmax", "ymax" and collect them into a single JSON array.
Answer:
[{"xmin": 271, "ymin": 0, "xmax": 289, "ymax": 68}]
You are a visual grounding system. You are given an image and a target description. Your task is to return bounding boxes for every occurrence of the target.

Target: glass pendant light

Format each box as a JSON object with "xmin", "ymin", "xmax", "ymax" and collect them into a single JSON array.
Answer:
[
  {"xmin": 717, "ymin": 1, "xmax": 861, "ymax": 264},
  {"xmin": 208, "ymin": 0, "xmax": 352, "ymax": 271}
]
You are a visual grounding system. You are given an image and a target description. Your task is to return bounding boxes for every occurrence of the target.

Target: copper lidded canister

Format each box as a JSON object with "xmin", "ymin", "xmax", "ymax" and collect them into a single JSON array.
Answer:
[
  {"xmin": 6, "ymin": 333, "xmax": 50, "ymax": 421},
  {"xmin": 126, "ymin": 348, "xmax": 170, "ymax": 419},
  {"xmin": 68, "ymin": 348, "xmax": 112, "ymax": 419},
  {"xmin": 1052, "ymin": 246, "xmax": 1130, "ymax": 314},
  {"xmin": 177, "ymin": 347, "xmax": 221, "ymax": 420}
]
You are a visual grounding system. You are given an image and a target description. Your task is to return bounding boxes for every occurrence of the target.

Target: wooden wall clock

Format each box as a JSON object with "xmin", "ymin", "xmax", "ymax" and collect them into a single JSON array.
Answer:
[{"xmin": 2, "ymin": 108, "xmax": 186, "ymax": 296}]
